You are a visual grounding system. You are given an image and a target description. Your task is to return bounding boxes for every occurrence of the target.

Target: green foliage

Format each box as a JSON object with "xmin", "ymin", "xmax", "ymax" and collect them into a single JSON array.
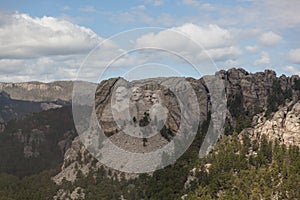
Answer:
[
  {"xmin": 0, "ymin": 168, "xmax": 59, "ymax": 199},
  {"xmin": 1, "ymin": 124, "xmax": 299, "ymax": 199},
  {"xmin": 185, "ymin": 134, "xmax": 300, "ymax": 200},
  {"xmin": 1, "ymin": 102, "xmax": 299, "ymax": 199}
]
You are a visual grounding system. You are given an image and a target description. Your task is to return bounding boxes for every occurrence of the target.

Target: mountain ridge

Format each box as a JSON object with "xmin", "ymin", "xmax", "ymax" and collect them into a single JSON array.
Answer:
[{"xmin": 0, "ymin": 68, "xmax": 300, "ymax": 199}]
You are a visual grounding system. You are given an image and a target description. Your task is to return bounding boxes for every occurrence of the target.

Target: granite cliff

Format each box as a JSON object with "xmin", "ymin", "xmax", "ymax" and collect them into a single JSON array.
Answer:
[{"xmin": 244, "ymin": 101, "xmax": 300, "ymax": 147}]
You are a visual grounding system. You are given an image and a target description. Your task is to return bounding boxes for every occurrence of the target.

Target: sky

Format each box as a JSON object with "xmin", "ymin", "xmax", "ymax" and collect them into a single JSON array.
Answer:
[{"xmin": 0, "ymin": 0, "xmax": 300, "ymax": 82}]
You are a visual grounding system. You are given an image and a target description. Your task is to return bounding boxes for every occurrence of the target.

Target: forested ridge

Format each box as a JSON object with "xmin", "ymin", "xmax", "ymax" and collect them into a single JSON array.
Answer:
[{"xmin": 0, "ymin": 117, "xmax": 299, "ymax": 199}]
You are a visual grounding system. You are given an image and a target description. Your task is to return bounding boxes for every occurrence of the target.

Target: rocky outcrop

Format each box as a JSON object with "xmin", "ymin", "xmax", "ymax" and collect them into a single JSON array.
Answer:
[
  {"xmin": 0, "ymin": 116, "xmax": 5, "ymax": 133},
  {"xmin": 12, "ymin": 128, "xmax": 74, "ymax": 159},
  {"xmin": 93, "ymin": 69, "xmax": 300, "ymax": 156},
  {"xmin": 218, "ymin": 68, "xmax": 299, "ymax": 112},
  {"xmin": 95, "ymin": 69, "xmax": 300, "ymax": 139},
  {"xmin": 245, "ymin": 101, "xmax": 300, "ymax": 147},
  {"xmin": 52, "ymin": 137, "xmax": 92, "ymax": 184},
  {"xmin": 53, "ymin": 187, "xmax": 85, "ymax": 200},
  {"xmin": 52, "ymin": 136, "xmax": 138, "ymax": 185},
  {"xmin": 14, "ymin": 129, "xmax": 45, "ymax": 158}
]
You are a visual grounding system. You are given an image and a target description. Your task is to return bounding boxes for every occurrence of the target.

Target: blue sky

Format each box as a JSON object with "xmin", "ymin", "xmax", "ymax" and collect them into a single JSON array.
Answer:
[{"xmin": 0, "ymin": 0, "xmax": 300, "ymax": 82}]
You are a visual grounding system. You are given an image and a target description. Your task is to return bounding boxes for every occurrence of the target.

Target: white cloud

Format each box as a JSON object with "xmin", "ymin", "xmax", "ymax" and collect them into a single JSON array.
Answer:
[
  {"xmin": 176, "ymin": 24, "xmax": 236, "ymax": 49},
  {"xmin": 288, "ymin": 48, "xmax": 300, "ymax": 64},
  {"xmin": 218, "ymin": 0, "xmax": 300, "ymax": 29},
  {"xmin": 254, "ymin": 51, "xmax": 270, "ymax": 65},
  {"xmin": 0, "ymin": 12, "xmax": 137, "ymax": 82},
  {"xmin": 78, "ymin": 6, "xmax": 96, "ymax": 12},
  {"xmin": 0, "ymin": 12, "xmax": 101, "ymax": 59},
  {"xmin": 245, "ymin": 45, "xmax": 259, "ymax": 53},
  {"xmin": 257, "ymin": 0, "xmax": 300, "ymax": 29},
  {"xmin": 135, "ymin": 23, "xmax": 241, "ymax": 63},
  {"xmin": 205, "ymin": 46, "xmax": 241, "ymax": 61},
  {"xmin": 259, "ymin": 31, "xmax": 282, "ymax": 47},
  {"xmin": 0, "ymin": 59, "xmax": 24, "ymax": 73},
  {"xmin": 222, "ymin": 59, "xmax": 241, "ymax": 68},
  {"xmin": 0, "ymin": 55, "xmax": 85, "ymax": 82},
  {"xmin": 135, "ymin": 24, "xmax": 235, "ymax": 49},
  {"xmin": 283, "ymin": 65, "xmax": 300, "ymax": 75}
]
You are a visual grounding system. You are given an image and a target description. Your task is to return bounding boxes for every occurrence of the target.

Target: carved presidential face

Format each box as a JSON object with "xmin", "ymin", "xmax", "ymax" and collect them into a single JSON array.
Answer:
[
  {"xmin": 152, "ymin": 90, "xmax": 164, "ymax": 105},
  {"xmin": 151, "ymin": 93, "xmax": 160, "ymax": 104},
  {"xmin": 131, "ymin": 87, "xmax": 142, "ymax": 101},
  {"xmin": 115, "ymin": 86, "xmax": 128, "ymax": 102},
  {"xmin": 144, "ymin": 90, "xmax": 152, "ymax": 104}
]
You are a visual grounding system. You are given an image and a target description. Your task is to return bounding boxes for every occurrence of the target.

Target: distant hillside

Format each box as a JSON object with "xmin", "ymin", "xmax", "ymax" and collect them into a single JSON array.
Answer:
[
  {"xmin": 0, "ymin": 81, "xmax": 74, "ymax": 102},
  {"xmin": 0, "ymin": 106, "xmax": 76, "ymax": 177}
]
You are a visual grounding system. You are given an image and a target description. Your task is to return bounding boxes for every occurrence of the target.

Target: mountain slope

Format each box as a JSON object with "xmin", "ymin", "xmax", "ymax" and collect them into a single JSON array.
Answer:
[
  {"xmin": 0, "ymin": 68, "xmax": 299, "ymax": 199},
  {"xmin": 0, "ymin": 106, "xmax": 76, "ymax": 177}
]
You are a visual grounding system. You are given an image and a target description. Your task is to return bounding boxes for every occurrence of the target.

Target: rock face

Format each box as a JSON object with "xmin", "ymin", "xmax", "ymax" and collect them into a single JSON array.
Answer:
[
  {"xmin": 52, "ymin": 137, "xmax": 92, "ymax": 184},
  {"xmin": 218, "ymin": 68, "xmax": 299, "ymax": 111},
  {"xmin": 52, "ymin": 136, "xmax": 138, "ymax": 185},
  {"xmin": 14, "ymin": 129, "xmax": 45, "ymax": 158},
  {"xmin": 95, "ymin": 68, "xmax": 300, "ymax": 134},
  {"xmin": 0, "ymin": 81, "xmax": 74, "ymax": 102},
  {"xmin": 246, "ymin": 101, "xmax": 300, "ymax": 147},
  {"xmin": 93, "ymin": 69, "xmax": 300, "ymax": 154},
  {"xmin": 51, "ymin": 68, "xmax": 300, "ymax": 185},
  {"xmin": 94, "ymin": 77, "xmax": 205, "ymax": 153},
  {"xmin": 53, "ymin": 187, "xmax": 85, "ymax": 200}
]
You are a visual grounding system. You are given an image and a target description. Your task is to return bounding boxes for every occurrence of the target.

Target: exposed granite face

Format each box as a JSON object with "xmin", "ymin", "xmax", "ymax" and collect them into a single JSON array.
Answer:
[
  {"xmin": 0, "ymin": 116, "xmax": 5, "ymax": 133},
  {"xmin": 52, "ymin": 137, "xmax": 90, "ymax": 184},
  {"xmin": 93, "ymin": 69, "xmax": 300, "ymax": 154},
  {"xmin": 244, "ymin": 101, "xmax": 300, "ymax": 147},
  {"xmin": 53, "ymin": 187, "xmax": 85, "ymax": 200},
  {"xmin": 0, "ymin": 81, "xmax": 74, "ymax": 102},
  {"xmin": 12, "ymin": 128, "xmax": 74, "ymax": 159},
  {"xmin": 52, "ymin": 136, "xmax": 138, "ymax": 185},
  {"xmin": 217, "ymin": 68, "xmax": 299, "ymax": 112},
  {"xmin": 94, "ymin": 77, "xmax": 207, "ymax": 153},
  {"xmin": 94, "ymin": 68, "xmax": 299, "ymax": 135},
  {"xmin": 14, "ymin": 129, "xmax": 46, "ymax": 158}
]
